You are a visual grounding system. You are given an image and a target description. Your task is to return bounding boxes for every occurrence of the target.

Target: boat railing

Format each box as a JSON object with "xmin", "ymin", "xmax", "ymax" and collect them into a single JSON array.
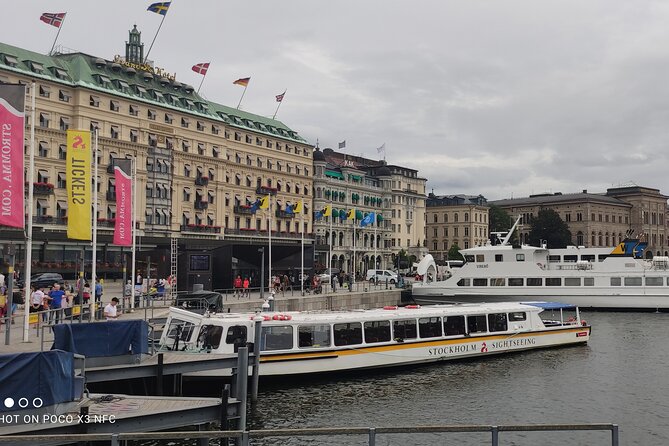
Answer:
[
  {"xmin": 554, "ymin": 263, "xmax": 593, "ymax": 271},
  {"xmin": 0, "ymin": 423, "xmax": 620, "ymax": 446}
]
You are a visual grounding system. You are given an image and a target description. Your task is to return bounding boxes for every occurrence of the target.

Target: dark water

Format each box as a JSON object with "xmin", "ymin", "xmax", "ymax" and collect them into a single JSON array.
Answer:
[{"xmin": 181, "ymin": 312, "xmax": 669, "ymax": 445}]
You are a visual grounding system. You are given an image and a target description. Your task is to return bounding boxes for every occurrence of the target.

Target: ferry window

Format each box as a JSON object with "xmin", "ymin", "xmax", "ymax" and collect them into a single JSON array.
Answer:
[
  {"xmin": 599, "ymin": 255, "xmax": 608, "ymax": 262},
  {"xmin": 508, "ymin": 278, "xmax": 524, "ymax": 286},
  {"xmin": 516, "ymin": 254, "xmax": 525, "ymax": 261},
  {"xmin": 298, "ymin": 324, "xmax": 331, "ymax": 348},
  {"xmin": 509, "ymin": 312, "xmax": 527, "ymax": 321},
  {"xmin": 564, "ymin": 255, "xmax": 577, "ymax": 263},
  {"xmin": 393, "ymin": 319, "xmax": 417, "ymax": 341},
  {"xmin": 165, "ymin": 319, "xmax": 196, "ymax": 345},
  {"xmin": 545, "ymin": 278, "xmax": 562, "ymax": 286},
  {"xmin": 565, "ymin": 278, "xmax": 581, "ymax": 286},
  {"xmin": 527, "ymin": 278, "xmax": 542, "ymax": 286},
  {"xmin": 646, "ymin": 277, "xmax": 663, "ymax": 286},
  {"xmin": 364, "ymin": 320, "xmax": 391, "ymax": 343},
  {"xmin": 581, "ymin": 255, "xmax": 595, "ymax": 262},
  {"xmin": 548, "ymin": 255, "xmax": 560, "ymax": 263},
  {"xmin": 464, "ymin": 255, "xmax": 475, "ymax": 263},
  {"xmin": 624, "ymin": 277, "xmax": 642, "ymax": 286},
  {"xmin": 467, "ymin": 315, "xmax": 488, "ymax": 334},
  {"xmin": 418, "ymin": 317, "xmax": 442, "ymax": 338},
  {"xmin": 475, "ymin": 255, "xmax": 485, "ymax": 262},
  {"xmin": 443, "ymin": 315, "xmax": 465, "ymax": 336},
  {"xmin": 261, "ymin": 326, "xmax": 293, "ymax": 351},
  {"xmin": 457, "ymin": 278, "xmax": 470, "ymax": 287},
  {"xmin": 495, "ymin": 254, "xmax": 503, "ymax": 262},
  {"xmin": 334, "ymin": 322, "xmax": 363, "ymax": 346},
  {"xmin": 490, "ymin": 278, "xmax": 505, "ymax": 286},
  {"xmin": 610, "ymin": 277, "xmax": 621, "ymax": 286},
  {"xmin": 473, "ymin": 278, "xmax": 487, "ymax": 286},
  {"xmin": 488, "ymin": 313, "xmax": 508, "ymax": 332},
  {"xmin": 196, "ymin": 325, "xmax": 224, "ymax": 350},
  {"xmin": 225, "ymin": 325, "xmax": 247, "ymax": 346},
  {"xmin": 584, "ymin": 277, "xmax": 594, "ymax": 286}
]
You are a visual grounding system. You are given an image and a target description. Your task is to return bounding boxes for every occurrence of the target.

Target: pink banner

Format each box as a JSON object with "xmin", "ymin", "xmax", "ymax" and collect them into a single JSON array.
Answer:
[
  {"xmin": 113, "ymin": 164, "xmax": 132, "ymax": 246},
  {"xmin": 0, "ymin": 85, "xmax": 25, "ymax": 229}
]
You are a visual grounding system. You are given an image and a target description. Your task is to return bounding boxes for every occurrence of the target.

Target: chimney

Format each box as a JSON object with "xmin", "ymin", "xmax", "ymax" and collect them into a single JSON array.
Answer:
[{"xmin": 582, "ymin": 189, "xmax": 587, "ymax": 193}]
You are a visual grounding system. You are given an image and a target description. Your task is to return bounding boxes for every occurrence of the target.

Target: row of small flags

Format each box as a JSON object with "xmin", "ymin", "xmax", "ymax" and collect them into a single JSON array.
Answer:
[{"xmin": 315, "ymin": 207, "xmax": 378, "ymax": 227}]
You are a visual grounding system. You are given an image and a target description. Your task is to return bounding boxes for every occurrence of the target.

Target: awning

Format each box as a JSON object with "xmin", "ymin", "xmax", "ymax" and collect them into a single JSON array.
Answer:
[
  {"xmin": 109, "ymin": 178, "xmax": 116, "ymax": 186},
  {"xmin": 37, "ymin": 199, "xmax": 50, "ymax": 208},
  {"xmin": 183, "ymin": 211, "xmax": 191, "ymax": 219},
  {"xmin": 108, "ymin": 205, "xmax": 116, "ymax": 213},
  {"xmin": 57, "ymin": 201, "xmax": 68, "ymax": 209},
  {"xmin": 325, "ymin": 170, "xmax": 344, "ymax": 179}
]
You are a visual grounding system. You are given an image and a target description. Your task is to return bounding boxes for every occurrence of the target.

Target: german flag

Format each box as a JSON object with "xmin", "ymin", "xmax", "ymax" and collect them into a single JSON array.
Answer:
[{"xmin": 233, "ymin": 77, "xmax": 250, "ymax": 87}]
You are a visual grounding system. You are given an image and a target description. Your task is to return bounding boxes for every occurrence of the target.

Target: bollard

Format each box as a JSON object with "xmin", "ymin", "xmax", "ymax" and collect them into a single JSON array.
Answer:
[
  {"xmin": 368, "ymin": 427, "xmax": 376, "ymax": 446},
  {"xmin": 491, "ymin": 425, "xmax": 499, "ymax": 446}
]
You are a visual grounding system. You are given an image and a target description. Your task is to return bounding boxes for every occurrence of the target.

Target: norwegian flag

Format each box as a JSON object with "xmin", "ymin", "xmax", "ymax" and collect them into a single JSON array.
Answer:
[
  {"xmin": 40, "ymin": 12, "xmax": 66, "ymax": 28},
  {"xmin": 275, "ymin": 91, "xmax": 286, "ymax": 102},
  {"xmin": 191, "ymin": 62, "xmax": 210, "ymax": 75}
]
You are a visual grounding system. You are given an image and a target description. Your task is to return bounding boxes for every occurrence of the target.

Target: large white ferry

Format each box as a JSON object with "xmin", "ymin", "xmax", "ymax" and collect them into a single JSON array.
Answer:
[
  {"xmin": 412, "ymin": 230, "xmax": 669, "ymax": 310},
  {"xmin": 158, "ymin": 302, "xmax": 590, "ymax": 377}
]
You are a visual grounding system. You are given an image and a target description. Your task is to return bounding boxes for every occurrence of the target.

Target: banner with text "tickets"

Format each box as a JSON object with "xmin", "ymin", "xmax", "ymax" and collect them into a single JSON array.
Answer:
[{"xmin": 66, "ymin": 130, "xmax": 91, "ymax": 240}]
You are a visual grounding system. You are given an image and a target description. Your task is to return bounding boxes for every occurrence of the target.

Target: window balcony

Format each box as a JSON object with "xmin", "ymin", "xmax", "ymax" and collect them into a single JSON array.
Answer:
[
  {"xmin": 195, "ymin": 176, "xmax": 209, "ymax": 186},
  {"xmin": 256, "ymin": 186, "xmax": 278, "ymax": 196},
  {"xmin": 275, "ymin": 209, "xmax": 295, "ymax": 219},
  {"xmin": 233, "ymin": 205, "xmax": 255, "ymax": 215},
  {"xmin": 194, "ymin": 200, "xmax": 209, "ymax": 210},
  {"xmin": 180, "ymin": 224, "xmax": 221, "ymax": 234},
  {"xmin": 33, "ymin": 182, "xmax": 54, "ymax": 195}
]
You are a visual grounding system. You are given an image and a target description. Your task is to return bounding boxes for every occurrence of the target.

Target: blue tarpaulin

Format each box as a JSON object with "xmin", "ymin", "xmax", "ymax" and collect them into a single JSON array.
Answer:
[
  {"xmin": 52, "ymin": 320, "xmax": 149, "ymax": 357},
  {"xmin": 0, "ymin": 350, "xmax": 75, "ymax": 412},
  {"xmin": 522, "ymin": 301, "xmax": 577, "ymax": 310}
]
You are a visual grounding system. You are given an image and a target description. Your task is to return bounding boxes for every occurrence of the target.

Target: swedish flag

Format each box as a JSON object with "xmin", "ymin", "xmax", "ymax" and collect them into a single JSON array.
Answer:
[{"xmin": 148, "ymin": 2, "xmax": 171, "ymax": 15}]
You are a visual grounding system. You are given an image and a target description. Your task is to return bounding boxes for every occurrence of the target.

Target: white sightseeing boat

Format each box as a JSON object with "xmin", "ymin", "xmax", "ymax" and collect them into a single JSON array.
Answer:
[
  {"xmin": 158, "ymin": 302, "xmax": 590, "ymax": 377},
  {"xmin": 412, "ymin": 234, "xmax": 669, "ymax": 310}
]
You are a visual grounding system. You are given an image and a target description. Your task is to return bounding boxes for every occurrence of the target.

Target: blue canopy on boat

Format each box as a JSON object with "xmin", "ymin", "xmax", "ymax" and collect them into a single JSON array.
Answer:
[{"xmin": 521, "ymin": 301, "xmax": 577, "ymax": 310}]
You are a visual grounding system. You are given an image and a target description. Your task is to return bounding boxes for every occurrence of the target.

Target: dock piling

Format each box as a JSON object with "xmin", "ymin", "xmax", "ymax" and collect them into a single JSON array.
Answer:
[
  {"xmin": 236, "ymin": 346, "xmax": 249, "ymax": 432},
  {"xmin": 250, "ymin": 318, "xmax": 262, "ymax": 403},
  {"xmin": 156, "ymin": 352, "xmax": 164, "ymax": 396}
]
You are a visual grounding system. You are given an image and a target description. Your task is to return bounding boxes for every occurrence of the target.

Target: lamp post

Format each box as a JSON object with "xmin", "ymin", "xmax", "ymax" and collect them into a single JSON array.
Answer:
[{"xmin": 258, "ymin": 247, "xmax": 265, "ymax": 300}]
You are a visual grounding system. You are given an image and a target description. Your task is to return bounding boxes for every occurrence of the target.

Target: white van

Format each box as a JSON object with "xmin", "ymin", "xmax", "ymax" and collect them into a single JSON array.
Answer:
[{"xmin": 366, "ymin": 269, "xmax": 398, "ymax": 284}]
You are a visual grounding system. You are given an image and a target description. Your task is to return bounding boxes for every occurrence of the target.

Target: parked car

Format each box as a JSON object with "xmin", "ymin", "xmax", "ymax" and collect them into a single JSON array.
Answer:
[
  {"xmin": 318, "ymin": 268, "xmax": 340, "ymax": 282},
  {"xmin": 17, "ymin": 273, "xmax": 64, "ymax": 289},
  {"xmin": 366, "ymin": 269, "xmax": 398, "ymax": 284}
]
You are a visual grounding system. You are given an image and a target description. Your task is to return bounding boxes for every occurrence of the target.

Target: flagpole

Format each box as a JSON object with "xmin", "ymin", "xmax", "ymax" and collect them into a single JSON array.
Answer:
[
  {"xmin": 91, "ymin": 129, "xmax": 98, "ymax": 321},
  {"xmin": 328, "ymin": 200, "xmax": 332, "ymax": 288},
  {"xmin": 272, "ymin": 89, "xmax": 286, "ymax": 120},
  {"xmin": 268, "ymin": 195, "xmax": 272, "ymax": 295},
  {"xmin": 23, "ymin": 83, "xmax": 35, "ymax": 342},
  {"xmin": 144, "ymin": 5, "xmax": 170, "ymax": 63},
  {"xmin": 300, "ymin": 204, "xmax": 304, "ymax": 296},
  {"xmin": 236, "ymin": 85, "xmax": 248, "ymax": 110},
  {"xmin": 196, "ymin": 70, "xmax": 208, "ymax": 94},
  {"xmin": 130, "ymin": 156, "xmax": 137, "ymax": 310},
  {"xmin": 49, "ymin": 14, "xmax": 66, "ymax": 55},
  {"xmin": 374, "ymin": 214, "xmax": 377, "ymax": 269},
  {"xmin": 353, "ymin": 215, "xmax": 356, "ymax": 284}
]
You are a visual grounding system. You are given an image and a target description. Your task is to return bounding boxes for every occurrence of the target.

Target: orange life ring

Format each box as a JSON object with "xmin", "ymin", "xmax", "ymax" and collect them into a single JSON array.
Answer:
[
  {"xmin": 383, "ymin": 305, "xmax": 398, "ymax": 310},
  {"xmin": 405, "ymin": 304, "xmax": 421, "ymax": 309}
]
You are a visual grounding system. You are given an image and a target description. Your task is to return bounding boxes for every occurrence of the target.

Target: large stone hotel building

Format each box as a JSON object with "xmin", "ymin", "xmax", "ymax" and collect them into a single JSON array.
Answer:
[{"xmin": 0, "ymin": 27, "xmax": 314, "ymax": 289}]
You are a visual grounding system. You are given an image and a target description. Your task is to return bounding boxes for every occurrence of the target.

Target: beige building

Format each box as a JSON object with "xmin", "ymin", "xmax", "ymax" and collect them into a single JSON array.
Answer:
[
  {"xmin": 425, "ymin": 194, "xmax": 489, "ymax": 260},
  {"xmin": 0, "ymin": 27, "xmax": 314, "ymax": 289},
  {"xmin": 490, "ymin": 186, "xmax": 669, "ymax": 257}
]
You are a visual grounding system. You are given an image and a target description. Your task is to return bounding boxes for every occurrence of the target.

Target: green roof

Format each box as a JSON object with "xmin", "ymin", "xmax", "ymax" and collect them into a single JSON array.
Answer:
[{"xmin": 0, "ymin": 41, "xmax": 306, "ymax": 144}]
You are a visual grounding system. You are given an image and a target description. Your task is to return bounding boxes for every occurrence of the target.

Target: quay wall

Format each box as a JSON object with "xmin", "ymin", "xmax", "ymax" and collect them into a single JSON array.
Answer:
[{"xmin": 223, "ymin": 290, "xmax": 402, "ymax": 313}]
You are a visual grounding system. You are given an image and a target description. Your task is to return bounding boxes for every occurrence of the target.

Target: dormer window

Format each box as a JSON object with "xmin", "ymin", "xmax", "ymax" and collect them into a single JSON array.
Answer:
[
  {"xmin": 135, "ymin": 85, "xmax": 147, "ymax": 97},
  {"xmin": 184, "ymin": 99, "xmax": 195, "ymax": 109},
  {"xmin": 116, "ymin": 79, "xmax": 129, "ymax": 91},
  {"xmin": 153, "ymin": 91, "xmax": 164, "ymax": 102},
  {"xmin": 53, "ymin": 68, "xmax": 68, "ymax": 79},
  {"xmin": 29, "ymin": 61, "xmax": 44, "ymax": 73},
  {"xmin": 2, "ymin": 55, "xmax": 17, "ymax": 67},
  {"xmin": 97, "ymin": 75, "xmax": 111, "ymax": 86}
]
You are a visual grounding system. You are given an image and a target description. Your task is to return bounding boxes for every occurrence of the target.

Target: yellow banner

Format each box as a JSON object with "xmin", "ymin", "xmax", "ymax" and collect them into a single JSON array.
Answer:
[
  {"xmin": 72, "ymin": 305, "xmax": 81, "ymax": 316},
  {"xmin": 66, "ymin": 130, "xmax": 92, "ymax": 240}
]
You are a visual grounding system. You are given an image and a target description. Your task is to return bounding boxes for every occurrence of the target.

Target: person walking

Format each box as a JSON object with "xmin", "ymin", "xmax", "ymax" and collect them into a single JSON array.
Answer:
[
  {"xmin": 234, "ymin": 275, "xmax": 242, "ymax": 298},
  {"xmin": 48, "ymin": 284, "xmax": 65, "ymax": 324},
  {"xmin": 331, "ymin": 274, "xmax": 337, "ymax": 292},
  {"xmin": 242, "ymin": 277, "xmax": 250, "ymax": 298},
  {"xmin": 104, "ymin": 297, "xmax": 120, "ymax": 320},
  {"xmin": 94, "ymin": 279, "xmax": 103, "ymax": 304}
]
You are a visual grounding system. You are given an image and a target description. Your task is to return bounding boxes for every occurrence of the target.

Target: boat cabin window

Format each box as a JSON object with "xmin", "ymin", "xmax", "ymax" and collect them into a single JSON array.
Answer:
[
  {"xmin": 508, "ymin": 278, "xmax": 524, "ymax": 286},
  {"xmin": 509, "ymin": 312, "xmax": 526, "ymax": 321},
  {"xmin": 495, "ymin": 254, "xmax": 503, "ymax": 262},
  {"xmin": 393, "ymin": 319, "xmax": 417, "ymax": 341},
  {"xmin": 473, "ymin": 278, "xmax": 487, "ymax": 286},
  {"xmin": 225, "ymin": 325, "xmax": 248, "ymax": 352},
  {"xmin": 457, "ymin": 278, "xmax": 471, "ymax": 287},
  {"xmin": 334, "ymin": 322, "xmax": 363, "ymax": 346},
  {"xmin": 646, "ymin": 277, "xmax": 663, "ymax": 286},
  {"xmin": 581, "ymin": 255, "xmax": 595, "ymax": 262},
  {"xmin": 516, "ymin": 254, "xmax": 525, "ymax": 262},
  {"xmin": 466, "ymin": 315, "xmax": 487, "ymax": 334},
  {"xmin": 610, "ymin": 277, "xmax": 622, "ymax": 286},
  {"xmin": 564, "ymin": 255, "xmax": 577, "ymax": 263},
  {"xmin": 624, "ymin": 277, "xmax": 642, "ymax": 286},
  {"xmin": 475, "ymin": 255, "xmax": 485, "ymax": 262},
  {"xmin": 545, "ymin": 278, "xmax": 561, "ymax": 286},
  {"xmin": 298, "ymin": 324, "xmax": 331, "ymax": 348},
  {"xmin": 598, "ymin": 255, "xmax": 608, "ymax": 262},
  {"xmin": 548, "ymin": 255, "xmax": 561, "ymax": 263},
  {"xmin": 464, "ymin": 255, "xmax": 475, "ymax": 263},
  {"xmin": 443, "ymin": 315, "xmax": 466, "ymax": 336},
  {"xmin": 260, "ymin": 326, "xmax": 293, "ymax": 351},
  {"xmin": 527, "ymin": 278, "xmax": 542, "ymax": 286},
  {"xmin": 165, "ymin": 319, "xmax": 196, "ymax": 347},
  {"xmin": 196, "ymin": 325, "xmax": 224, "ymax": 350},
  {"xmin": 488, "ymin": 313, "xmax": 508, "ymax": 332},
  {"xmin": 584, "ymin": 277, "xmax": 594, "ymax": 286},
  {"xmin": 490, "ymin": 278, "xmax": 505, "ymax": 286},
  {"xmin": 418, "ymin": 317, "xmax": 442, "ymax": 338},
  {"xmin": 565, "ymin": 277, "xmax": 581, "ymax": 286},
  {"xmin": 364, "ymin": 320, "xmax": 391, "ymax": 344}
]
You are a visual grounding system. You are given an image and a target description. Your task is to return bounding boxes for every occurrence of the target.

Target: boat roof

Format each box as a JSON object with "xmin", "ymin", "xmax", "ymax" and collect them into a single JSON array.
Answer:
[{"xmin": 521, "ymin": 301, "xmax": 578, "ymax": 310}]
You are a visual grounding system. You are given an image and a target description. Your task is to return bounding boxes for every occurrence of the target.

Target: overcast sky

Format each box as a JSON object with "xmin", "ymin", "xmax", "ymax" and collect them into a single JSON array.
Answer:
[{"xmin": 3, "ymin": 1, "xmax": 669, "ymax": 200}]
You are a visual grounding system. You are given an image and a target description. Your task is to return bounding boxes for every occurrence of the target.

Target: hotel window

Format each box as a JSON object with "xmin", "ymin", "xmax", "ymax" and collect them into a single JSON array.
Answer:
[
  {"xmin": 58, "ymin": 90, "xmax": 70, "ymax": 102},
  {"xmin": 181, "ymin": 117, "xmax": 189, "ymax": 128},
  {"xmin": 182, "ymin": 140, "xmax": 190, "ymax": 152},
  {"xmin": 38, "ymin": 141, "xmax": 49, "ymax": 157},
  {"xmin": 58, "ymin": 144, "xmax": 66, "ymax": 160},
  {"xmin": 39, "ymin": 112, "xmax": 50, "ymax": 128},
  {"xmin": 197, "ymin": 121, "xmax": 205, "ymax": 131},
  {"xmin": 212, "ymin": 125, "xmax": 220, "ymax": 135},
  {"xmin": 56, "ymin": 201, "xmax": 67, "ymax": 218},
  {"xmin": 198, "ymin": 143, "xmax": 205, "ymax": 155},
  {"xmin": 89, "ymin": 95, "xmax": 100, "ymax": 107},
  {"xmin": 183, "ymin": 188, "xmax": 191, "ymax": 201},
  {"xmin": 234, "ymin": 132, "xmax": 241, "ymax": 141},
  {"xmin": 129, "ymin": 104, "xmax": 139, "ymax": 116},
  {"xmin": 208, "ymin": 191, "xmax": 215, "ymax": 204},
  {"xmin": 266, "ymin": 140, "xmax": 273, "ymax": 148},
  {"xmin": 130, "ymin": 129, "xmax": 138, "ymax": 143},
  {"xmin": 3, "ymin": 55, "xmax": 17, "ymax": 67},
  {"xmin": 165, "ymin": 113, "xmax": 173, "ymax": 124},
  {"xmin": 110, "ymin": 125, "xmax": 119, "ymax": 139},
  {"xmin": 59, "ymin": 117, "xmax": 69, "ymax": 131},
  {"xmin": 148, "ymin": 109, "xmax": 156, "ymax": 120},
  {"xmin": 184, "ymin": 165, "xmax": 191, "ymax": 177},
  {"xmin": 245, "ymin": 135, "xmax": 252, "ymax": 144},
  {"xmin": 145, "ymin": 210, "xmax": 153, "ymax": 225},
  {"xmin": 90, "ymin": 121, "xmax": 99, "ymax": 133},
  {"xmin": 166, "ymin": 137, "xmax": 174, "ymax": 150},
  {"xmin": 39, "ymin": 85, "xmax": 50, "ymax": 98},
  {"xmin": 146, "ymin": 185, "xmax": 153, "ymax": 198},
  {"xmin": 148, "ymin": 133, "xmax": 157, "ymax": 147},
  {"xmin": 212, "ymin": 146, "xmax": 220, "ymax": 158}
]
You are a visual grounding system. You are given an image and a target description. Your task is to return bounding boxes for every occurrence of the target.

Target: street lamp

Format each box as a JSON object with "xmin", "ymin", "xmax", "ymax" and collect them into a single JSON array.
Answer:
[{"xmin": 258, "ymin": 247, "xmax": 265, "ymax": 300}]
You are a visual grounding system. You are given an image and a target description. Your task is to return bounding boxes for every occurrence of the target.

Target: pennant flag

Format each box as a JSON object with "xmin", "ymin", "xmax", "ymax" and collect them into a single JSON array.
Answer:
[
  {"xmin": 113, "ymin": 160, "xmax": 133, "ymax": 246},
  {"xmin": 66, "ymin": 130, "xmax": 91, "ymax": 240},
  {"xmin": 192, "ymin": 62, "xmax": 210, "ymax": 75},
  {"xmin": 346, "ymin": 209, "xmax": 355, "ymax": 220},
  {"xmin": 338, "ymin": 140, "xmax": 346, "ymax": 149},
  {"xmin": 234, "ymin": 77, "xmax": 250, "ymax": 87},
  {"xmin": 147, "ymin": 2, "xmax": 171, "ymax": 15},
  {"xmin": 323, "ymin": 205, "xmax": 331, "ymax": 217},
  {"xmin": 360, "ymin": 212, "xmax": 376, "ymax": 227},
  {"xmin": 376, "ymin": 143, "xmax": 386, "ymax": 154},
  {"xmin": 0, "ymin": 84, "xmax": 25, "ymax": 229},
  {"xmin": 259, "ymin": 195, "xmax": 270, "ymax": 210},
  {"xmin": 40, "ymin": 12, "xmax": 66, "ymax": 28},
  {"xmin": 276, "ymin": 91, "xmax": 286, "ymax": 102},
  {"xmin": 294, "ymin": 200, "xmax": 303, "ymax": 214}
]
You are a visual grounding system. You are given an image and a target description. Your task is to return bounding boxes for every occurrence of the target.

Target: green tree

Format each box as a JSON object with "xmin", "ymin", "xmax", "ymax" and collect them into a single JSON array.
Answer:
[
  {"xmin": 528, "ymin": 209, "xmax": 572, "ymax": 248},
  {"xmin": 489, "ymin": 204, "xmax": 512, "ymax": 232},
  {"xmin": 448, "ymin": 244, "xmax": 464, "ymax": 261}
]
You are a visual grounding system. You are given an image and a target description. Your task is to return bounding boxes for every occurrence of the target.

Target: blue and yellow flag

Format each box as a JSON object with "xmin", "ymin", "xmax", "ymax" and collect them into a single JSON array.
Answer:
[
  {"xmin": 323, "ymin": 205, "xmax": 331, "ymax": 217},
  {"xmin": 346, "ymin": 208, "xmax": 355, "ymax": 220},
  {"xmin": 294, "ymin": 200, "xmax": 303, "ymax": 214},
  {"xmin": 148, "ymin": 2, "xmax": 171, "ymax": 15},
  {"xmin": 259, "ymin": 195, "xmax": 270, "ymax": 210}
]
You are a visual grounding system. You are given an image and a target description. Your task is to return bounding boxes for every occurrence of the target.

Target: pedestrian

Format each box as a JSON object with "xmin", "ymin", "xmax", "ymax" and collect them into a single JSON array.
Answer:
[
  {"xmin": 242, "ymin": 277, "xmax": 250, "ymax": 298},
  {"xmin": 124, "ymin": 279, "xmax": 133, "ymax": 307},
  {"xmin": 338, "ymin": 272, "xmax": 344, "ymax": 288},
  {"xmin": 331, "ymin": 274, "xmax": 337, "ymax": 292},
  {"xmin": 273, "ymin": 275, "xmax": 281, "ymax": 293},
  {"xmin": 94, "ymin": 278, "xmax": 103, "ymax": 304},
  {"xmin": 234, "ymin": 275, "xmax": 242, "ymax": 297},
  {"xmin": 48, "ymin": 283, "xmax": 65, "ymax": 324},
  {"xmin": 41, "ymin": 287, "xmax": 51, "ymax": 323},
  {"xmin": 104, "ymin": 297, "xmax": 120, "ymax": 320},
  {"xmin": 30, "ymin": 285, "xmax": 43, "ymax": 313},
  {"xmin": 348, "ymin": 273, "xmax": 354, "ymax": 292},
  {"xmin": 82, "ymin": 282, "xmax": 91, "ymax": 305}
]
